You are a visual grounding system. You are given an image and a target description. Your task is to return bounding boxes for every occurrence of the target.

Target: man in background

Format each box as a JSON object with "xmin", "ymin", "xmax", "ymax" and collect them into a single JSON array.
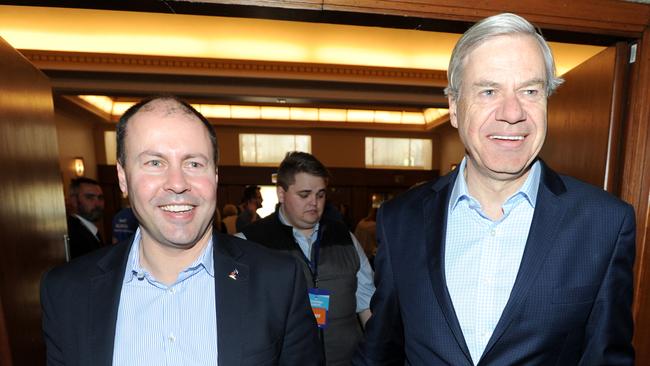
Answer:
[
  {"xmin": 240, "ymin": 151, "xmax": 375, "ymax": 365},
  {"xmin": 66, "ymin": 177, "xmax": 105, "ymax": 259},
  {"xmin": 111, "ymin": 197, "xmax": 138, "ymax": 244},
  {"xmin": 235, "ymin": 184, "xmax": 263, "ymax": 231}
]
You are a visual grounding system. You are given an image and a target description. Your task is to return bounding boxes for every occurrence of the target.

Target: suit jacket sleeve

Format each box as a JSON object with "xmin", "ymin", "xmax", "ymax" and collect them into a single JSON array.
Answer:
[
  {"xmin": 353, "ymin": 207, "xmax": 405, "ymax": 365},
  {"xmin": 579, "ymin": 204, "xmax": 636, "ymax": 365},
  {"xmin": 279, "ymin": 257, "xmax": 324, "ymax": 365},
  {"xmin": 41, "ymin": 270, "xmax": 66, "ymax": 366}
]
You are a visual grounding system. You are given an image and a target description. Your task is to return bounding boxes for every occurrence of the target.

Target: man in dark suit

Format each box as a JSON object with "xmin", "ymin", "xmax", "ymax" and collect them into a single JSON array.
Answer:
[
  {"xmin": 354, "ymin": 13, "xmax": 635, "ymax": 366},
  {"xmin": 66, "ymin": 177, "xmax": 105, "ymax": 259},
  {"xmin": 41, "ymin": 96, "xmax": 321, "ymax": 365}
]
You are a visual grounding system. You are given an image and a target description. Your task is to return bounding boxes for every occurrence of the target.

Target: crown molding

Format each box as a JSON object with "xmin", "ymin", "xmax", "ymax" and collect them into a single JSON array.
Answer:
[{"xmin": 20, "ymin": 49, "xmax": 447, "ymax": 87}]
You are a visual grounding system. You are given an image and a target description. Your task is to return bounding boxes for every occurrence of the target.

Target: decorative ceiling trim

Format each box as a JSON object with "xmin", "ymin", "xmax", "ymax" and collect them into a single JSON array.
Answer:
[{"xmin": 20, "ymin": 49, "xmax": 448, "ymax": 87}]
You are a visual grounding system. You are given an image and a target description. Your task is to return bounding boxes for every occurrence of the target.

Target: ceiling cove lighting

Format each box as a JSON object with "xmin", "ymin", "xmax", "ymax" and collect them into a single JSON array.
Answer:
[{"xmin": 78, "ymin": 95, "xmax": 449, "ymax": 125}]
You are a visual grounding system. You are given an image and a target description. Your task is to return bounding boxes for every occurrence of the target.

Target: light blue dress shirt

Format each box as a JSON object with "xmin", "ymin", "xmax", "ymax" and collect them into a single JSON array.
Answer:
[
  {"xmin": 236, "ymin": 208, "xmax": 376, "ymax": 312},
  {"xmin": 445, "ymin": 158, "xmax": 540, "ymax": 365},
  {"xmin": 113, "ymin": 229, "xmax": 218, "ymax": 366}
]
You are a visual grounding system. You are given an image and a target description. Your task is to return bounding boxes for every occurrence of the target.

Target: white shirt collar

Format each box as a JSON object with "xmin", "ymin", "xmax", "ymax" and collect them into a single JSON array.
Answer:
[{"xmin": 73, "ymin": 213, "xmax": 98, "ymax": 236}]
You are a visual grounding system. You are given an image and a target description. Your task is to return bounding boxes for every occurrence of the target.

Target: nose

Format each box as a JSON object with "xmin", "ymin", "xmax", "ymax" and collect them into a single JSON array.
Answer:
[
  {"xmin": 307, "ymin": 194, "xmax": 317, "ymax": 206},
  {"xmin": 163, "ymin": 165, "xmax": 190, "ymax": 194},
  {"xmin": 495, "ymin": 92, "xmax": 526, "ymax": 124}
]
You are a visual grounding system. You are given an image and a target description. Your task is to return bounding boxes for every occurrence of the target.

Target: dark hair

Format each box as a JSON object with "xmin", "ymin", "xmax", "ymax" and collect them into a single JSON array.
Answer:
[
  {"xmin": 241, "ymin": 185, "xmax": 260, "ymax": 204},
  {"xmin": 69, "ymin": 177, "xmax": 100, "ymax": 197},
  {"xmin": 276, "ymin": 151, "xmax": 330, "ymax": 190},
  {"xmin": 116, "ymin": 95, "xmax": 219, "ymax": 166}
]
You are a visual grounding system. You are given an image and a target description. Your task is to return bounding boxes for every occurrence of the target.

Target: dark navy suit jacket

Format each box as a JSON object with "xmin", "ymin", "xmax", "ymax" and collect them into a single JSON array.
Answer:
[
  {"xmin": 354, "ymin": 162, "xmax": 635, "ymax": 365},
  {"xmin": 41, "ymin": 231, "xmax": 322, "ymax": 366},
  {"xmin": 66, "ymin": 215, "xmax": 103, "ymax": 259}
]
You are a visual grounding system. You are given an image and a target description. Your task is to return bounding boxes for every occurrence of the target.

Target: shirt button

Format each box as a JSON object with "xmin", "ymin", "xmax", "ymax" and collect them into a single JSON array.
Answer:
[
  {"xmin": 490, "ymin": 229, "xmax": 496, "ymax": 236},
  {"xmin": 168, "ymin": 288, "xmax": 175, "ymax": 294},
  {"xmin": 168, "ymin": 333, "xmax": 176, "ymax": 343}
]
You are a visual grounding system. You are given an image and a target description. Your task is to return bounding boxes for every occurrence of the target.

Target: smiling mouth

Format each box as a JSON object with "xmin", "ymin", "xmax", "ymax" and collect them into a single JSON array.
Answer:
[
  {"xmin": 160, "ymin": 204, "xmax": 195, "ymax": 213},
  {"xmin": 489, "ymin": 135, "xmax": 525, "ymax": 141}
]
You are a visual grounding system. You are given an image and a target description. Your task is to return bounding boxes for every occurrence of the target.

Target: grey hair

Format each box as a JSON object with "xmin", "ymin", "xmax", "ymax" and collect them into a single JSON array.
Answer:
[{"xmin": 444, "ymin": 13, "xmax": 564, "ymax": 100}]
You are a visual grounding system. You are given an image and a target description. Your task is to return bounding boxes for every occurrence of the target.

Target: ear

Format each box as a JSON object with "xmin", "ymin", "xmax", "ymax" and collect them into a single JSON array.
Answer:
[
  {"xmin": 116, "ymin": 162, "xmax": 128, "ymax": 195},
  {"xmin": 276, "ymin": 186, "xmax": 286, "ymax": 204},
  {"xmin": 448, "ymin": 96, "xmax": 459, "ymax": 129}
]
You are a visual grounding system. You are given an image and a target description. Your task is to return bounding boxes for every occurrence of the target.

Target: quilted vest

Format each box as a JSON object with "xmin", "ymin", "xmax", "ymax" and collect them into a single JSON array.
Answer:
[{"xmin": 242, "ymin": 208, "xmax": 361, "ymax": 365}]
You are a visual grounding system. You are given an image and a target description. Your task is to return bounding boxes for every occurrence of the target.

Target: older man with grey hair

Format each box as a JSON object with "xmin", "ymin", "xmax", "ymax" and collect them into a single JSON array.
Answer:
[{"xmin": 354, "ymin": 13, "xmax": 635, "ymax": 366}]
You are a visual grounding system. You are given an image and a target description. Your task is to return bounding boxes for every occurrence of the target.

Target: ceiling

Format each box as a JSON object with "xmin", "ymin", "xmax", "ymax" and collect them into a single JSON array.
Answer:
[{"xmin": 0, "ymin": 3, "xmax": 610, "ymax": 129}]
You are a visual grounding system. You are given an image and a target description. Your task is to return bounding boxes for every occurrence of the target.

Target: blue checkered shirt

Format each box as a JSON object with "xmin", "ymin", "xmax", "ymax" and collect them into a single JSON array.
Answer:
[{"xmin": 445, "ymin": 158, "xmax": 540, "ymax": 364}]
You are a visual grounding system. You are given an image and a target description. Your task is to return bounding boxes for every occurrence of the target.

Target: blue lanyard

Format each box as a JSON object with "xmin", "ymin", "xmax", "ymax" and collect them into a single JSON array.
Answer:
[{"xmin": 307, "ymin": 224, "xmax": 325, "ymax": 285}]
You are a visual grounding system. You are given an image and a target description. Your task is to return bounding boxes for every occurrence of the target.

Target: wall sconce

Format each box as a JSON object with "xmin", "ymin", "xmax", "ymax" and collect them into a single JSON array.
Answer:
[{"xmin": 73, "ymin": 157, "xmax": 85, "ymax": 177}]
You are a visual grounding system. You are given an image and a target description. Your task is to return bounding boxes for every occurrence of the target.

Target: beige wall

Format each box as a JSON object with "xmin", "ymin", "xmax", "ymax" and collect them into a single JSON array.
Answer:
[
  {"xmin": 212, "ymin": 125, "xmax": 437, "ymax": 169},
  {"xmin": 95, "ymin": 122, "xmax": 441, "ymax": 170},
  {"xmin": 436, "ymin": 122, "xmax": 464, "ymax": 176}
]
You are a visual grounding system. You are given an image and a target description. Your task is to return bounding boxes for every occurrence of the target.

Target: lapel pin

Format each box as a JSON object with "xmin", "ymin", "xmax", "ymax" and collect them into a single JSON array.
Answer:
[{"xmin": 228, "ymin": 269, "xmax": 239, "ymax": 280}]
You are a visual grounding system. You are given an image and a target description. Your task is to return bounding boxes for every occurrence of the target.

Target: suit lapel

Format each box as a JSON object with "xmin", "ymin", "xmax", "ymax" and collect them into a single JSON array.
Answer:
[
  {"xmin": 480, "ymin": 163, "xmax": 568, "ymax": 362},
  {"xmin": 88, "ymin": 240, "xmax": 131, "ymax": 366},
  {"xmin": 214, "ymin": 233, "xmax": 250, "ymax": 366},
  {"xmin": 425, "ymin": 172, "xmax": 473, "ymax": 365}
]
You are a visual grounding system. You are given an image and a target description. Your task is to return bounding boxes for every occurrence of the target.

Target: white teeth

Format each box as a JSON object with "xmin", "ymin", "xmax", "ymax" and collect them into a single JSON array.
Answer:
[
  {"xmin": 160, "ymin": 204, "xmax": 193, "ymax": 213},
  {"xmin": 490, "ymin": 135, "xmax": 524, "ymax": 140}
]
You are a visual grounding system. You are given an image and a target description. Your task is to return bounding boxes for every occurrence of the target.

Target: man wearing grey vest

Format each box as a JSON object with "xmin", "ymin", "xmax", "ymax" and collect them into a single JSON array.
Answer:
[{"xmin": 238, "ymin": 151, "xmax": 375, "ymax": 366}]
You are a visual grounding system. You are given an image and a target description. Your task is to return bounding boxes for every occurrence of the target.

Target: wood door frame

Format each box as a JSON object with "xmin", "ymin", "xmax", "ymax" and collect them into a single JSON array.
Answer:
[{"xmin": 622, "ymin": 27, "xmax": 650, "ymax": 363}]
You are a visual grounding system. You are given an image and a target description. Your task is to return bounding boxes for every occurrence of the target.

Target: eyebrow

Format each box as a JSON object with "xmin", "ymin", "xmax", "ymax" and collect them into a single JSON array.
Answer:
[
  {"xmin": 472, "ymin": 80, "xmax": 500, "ymax": 89},
  {"xmin": 297, "ymin": 188, "xmax": 326, "ymax": 194},
  {"xmin": 472, "ymin": 78, "xmax": 546, "ymax": 89},
  {"xmin": 137, "ymin": 150, "xmax": 209, "ymax": 161}
]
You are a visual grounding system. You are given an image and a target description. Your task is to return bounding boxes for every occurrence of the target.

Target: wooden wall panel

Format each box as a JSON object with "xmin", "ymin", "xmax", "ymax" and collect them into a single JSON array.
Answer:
[
  {"xmin": 321, "ymin": 0, "xmax": 649, "ymax": 36},
  {"xmin": 0, "ymin": 296, "xmax": 12, "ymax": 366},
  {"xmin": 0, "ymin": 37, "xmax": 67, "ymax": 365},
  {"xmin": 541, "ymin": 46, "xmax": 619, "ymax": 189},
  {"xmin": 622, "ymin": 27, "xmax": 650, "ymax": 366},
  {"xmin": 180, "ymin": 0, "xmax": 649, "ymax": 37}
]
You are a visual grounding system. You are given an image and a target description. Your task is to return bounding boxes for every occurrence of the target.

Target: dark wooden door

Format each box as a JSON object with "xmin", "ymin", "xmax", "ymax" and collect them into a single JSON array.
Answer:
[
  {"xmin": 541, "ymin": 43, "xmax": 629, "ymax": 193},
  {"xmin": 0, "ymin": 37, "xmax": 67, "ymax": 365}
]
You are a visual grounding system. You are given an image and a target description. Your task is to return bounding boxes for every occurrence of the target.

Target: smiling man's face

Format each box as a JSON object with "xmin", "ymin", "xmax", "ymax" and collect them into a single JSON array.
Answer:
[
  {"xmin": 117, "ymin": 99, "xmax": 218, "ymax": 250},
  {"xmin": 449, "ymin": 34, "xmax": 548, "ymax": 183}
]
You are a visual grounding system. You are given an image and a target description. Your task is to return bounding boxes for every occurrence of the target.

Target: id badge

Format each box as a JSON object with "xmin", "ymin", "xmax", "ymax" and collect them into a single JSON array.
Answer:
[{"xmin": 308, "ymin": 288, "xmax": 331, "ymax": 329}]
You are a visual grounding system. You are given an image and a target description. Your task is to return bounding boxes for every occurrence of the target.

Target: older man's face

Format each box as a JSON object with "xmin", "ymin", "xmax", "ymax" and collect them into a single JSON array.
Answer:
[
  {"xmin": 117, "ymin": 100, "xmax": 218, "ymax": 250},
  {"xmin": 449, "ymin": 34, "xmax": 547, "ymax": 183}
]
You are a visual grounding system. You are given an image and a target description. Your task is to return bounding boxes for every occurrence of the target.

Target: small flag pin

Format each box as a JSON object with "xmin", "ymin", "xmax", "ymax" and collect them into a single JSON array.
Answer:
[{"xmin": 228, "ymin": 269, "xmax": 239, "ymax": 280}]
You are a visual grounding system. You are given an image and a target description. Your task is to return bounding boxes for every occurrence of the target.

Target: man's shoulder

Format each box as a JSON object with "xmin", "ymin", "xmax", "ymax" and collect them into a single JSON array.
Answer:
[
  {"xmin": 66, "ymin": 214, "xmax": 82, "ymax": 228},
  {"xmin": 382, "ymin": 179, "xmax": 441, "ymax": 212},
  {"xmin": 239, "ymin": 212, "xmax": 281, "ymax": 237},
  {"xmin": 43, "ymin": 242, "xmax": 127, "ymax": 289},
  {"xmin": 215, "ymin": 232, "xmax": 298, "ymax": 267},
  {"xmin": 552, "ymin": 172, "xmax": 631, "ymax": 210},
  {"xmin": 537, "ymin": 165, "xmax": 634, "ymax": 225}
]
